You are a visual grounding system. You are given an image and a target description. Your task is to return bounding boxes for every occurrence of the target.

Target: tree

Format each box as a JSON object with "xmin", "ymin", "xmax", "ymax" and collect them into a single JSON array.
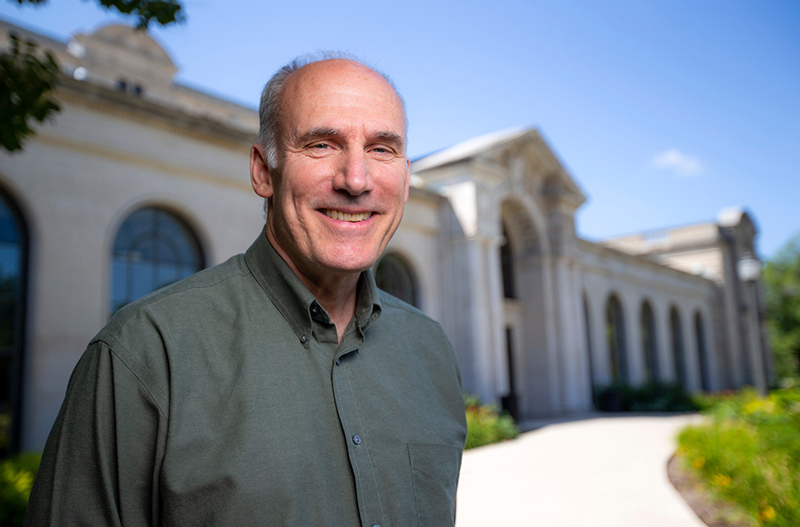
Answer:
[
  {"xmin": 763, "ymin": 232, "xmax": 800, "ymax": 382},
  {"xmin": 1, "ymin": 0, "xmax": 185, "ymax": 153}
]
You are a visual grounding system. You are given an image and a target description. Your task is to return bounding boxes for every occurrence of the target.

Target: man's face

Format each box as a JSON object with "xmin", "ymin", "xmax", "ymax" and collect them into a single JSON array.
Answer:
[{"xmin": 251, "ymin": 60, "xmax": 410, "ymax": 285}]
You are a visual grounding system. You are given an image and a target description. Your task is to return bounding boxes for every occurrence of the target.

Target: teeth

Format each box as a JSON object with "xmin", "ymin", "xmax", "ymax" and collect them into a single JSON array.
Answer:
[{"xmin": 324, "ymin": 209, "xmax": 371, "ymax": 222}]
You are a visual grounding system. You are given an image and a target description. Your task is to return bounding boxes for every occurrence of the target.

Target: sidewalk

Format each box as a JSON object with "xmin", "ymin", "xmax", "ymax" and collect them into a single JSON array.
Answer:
[{"xmin": 456, "ymin": 414, "xmax": 705, "ymax": 527}]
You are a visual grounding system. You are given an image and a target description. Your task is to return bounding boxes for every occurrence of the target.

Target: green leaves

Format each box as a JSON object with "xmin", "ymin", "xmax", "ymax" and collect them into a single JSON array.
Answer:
[
  {"xmin": 0, "ymin": 33, "xmax": 60, "ymax": 152},
  {"xmin": 764, "ymin": 233, "xmax": 800, "ymax": 383},
  {"xmin": 1, "ymin": 0, "xmax": 185, "ymax": 153},
  {"xmin": 94, "ymin": 0, "xmax": 185, "ymax": 29}
]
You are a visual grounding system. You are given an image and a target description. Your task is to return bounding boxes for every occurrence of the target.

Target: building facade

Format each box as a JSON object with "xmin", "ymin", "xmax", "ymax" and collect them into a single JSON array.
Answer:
[{"xmin": 0, "ymin": 21, "xmax": 771, "ymax": 453}]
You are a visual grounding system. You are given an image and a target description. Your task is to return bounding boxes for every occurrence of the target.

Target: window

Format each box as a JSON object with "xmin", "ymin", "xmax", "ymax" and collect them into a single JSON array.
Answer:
[
  {"xmin": 584, "ymin": 293, "xmax": 598, "ymax": 406},
  {"xmin": 0, "ymin": 191, "xmax": 27, "ymax": 456},
  {"xmin": 695, "ymin": 312, "xmax": 711, "ymax": 391},
  {"xmin": 641, "ymin": 302, "xmax": 659, "ymax": 382},
  {"xmin": 671, "ymin": 307, "xmax": 687, "ymax": 388},
  {"xmin": 375, "ymin": 253, "xmax": 418, "ymax": 307},
  {"xmin": 111, "ymin": 207, "xmax": 204, "ymax": 315},
  {"xmin": 500, "ymin": 223, "xmax": 515, "ymax": 299},
  {"xmin": 606, "ymin": 295, "xmax": 628, "ymax": 384}
]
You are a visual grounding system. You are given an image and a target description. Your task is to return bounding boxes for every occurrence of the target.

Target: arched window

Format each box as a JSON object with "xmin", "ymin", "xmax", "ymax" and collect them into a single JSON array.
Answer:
[
  {"xmin": 641, "ymin": 302, "xmax": 659, "ymax": 382},
  {"xmin": 375, "ymin": 253, "xmax": 418, "ymax": 308},
  {"xmin": 111, "ymin": 207, "xmax": 204, "ymax": 314},
  {"xmin": 500, "ymin": 222, "xmax": 515, "ymax": 299},
  {"xmin": 606, "ymin": 295, "xmax": 628, "ymax": 384},
  {"xmin": 695, "ymin": 312, "xmax": 711, "ymax": 391},
  {"xmin": 0, "ymin": 190, "xmax": 28, "ymax": 456},
  {"xmin": 670, "ymin": 307, "xmax": 687, "ymax": 388}
]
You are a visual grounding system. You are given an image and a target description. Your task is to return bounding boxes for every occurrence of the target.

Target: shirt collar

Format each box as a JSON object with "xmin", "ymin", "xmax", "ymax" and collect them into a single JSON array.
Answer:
[{"xmin": 244, "ymin": 230, "xmax": 382, "ymax": 347}]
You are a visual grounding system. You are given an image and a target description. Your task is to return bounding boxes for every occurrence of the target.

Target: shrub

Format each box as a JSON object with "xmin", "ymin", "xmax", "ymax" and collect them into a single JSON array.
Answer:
[
  {"xmin": 594, "ymin": 382, "xmax": 698, "ymax": 412},
  {"xmin": 464, "ymin": 395, "xmax": 520, "ymax": 450},
  {"xmin": 0, "ymin": 453, "xmax": 41, "ymax": 527},
  {"xmin": 677, "ymin": 388, "xmax": 800, "ymax": 526}
]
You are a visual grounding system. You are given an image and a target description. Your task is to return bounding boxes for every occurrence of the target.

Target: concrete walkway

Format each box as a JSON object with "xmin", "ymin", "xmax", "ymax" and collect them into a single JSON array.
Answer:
[{"xmin": 456, "ymin": 414, "xmax": 705, "ymax": 527}]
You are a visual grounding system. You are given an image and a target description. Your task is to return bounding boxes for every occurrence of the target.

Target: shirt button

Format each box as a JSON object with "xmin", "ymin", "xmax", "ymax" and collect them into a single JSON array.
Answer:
[
  {"xmin": 310, "ymin": 304, "xmax": 319, "ymax": 316},
  {"xmin": 352, "ymin": 434, "xmax": 361, "ymax": 445},
  {"xmin": 300, "ymin": 335, "xmax": 307, "ymax": 343}
]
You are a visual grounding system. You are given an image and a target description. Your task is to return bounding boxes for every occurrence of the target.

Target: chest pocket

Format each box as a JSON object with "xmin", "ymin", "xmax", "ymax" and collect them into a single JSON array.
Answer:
[{"xmin": 407, "ymin": 442, "xmax": 462, "ymax": 527}]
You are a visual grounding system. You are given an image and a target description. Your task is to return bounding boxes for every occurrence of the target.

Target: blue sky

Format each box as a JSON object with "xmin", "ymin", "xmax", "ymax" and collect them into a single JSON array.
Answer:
[{"xmin": 2, "ymin": 0, "xmax": 798, "ymax": 258}]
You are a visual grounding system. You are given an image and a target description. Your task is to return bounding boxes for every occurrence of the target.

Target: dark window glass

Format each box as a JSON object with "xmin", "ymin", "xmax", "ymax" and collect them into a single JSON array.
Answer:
[
  {"xmin": 641, "ymin": 302, "xmax": 659, "ymax": 382},
  {"xmin": 501, "ymin": 224, "xmax": 515, "ymax": 299},
  {"xmin": 695, "ymin": 312, "xmax": 711, "ymax": 391},
  {"xmin": 375, "ymin": 253, "xmax": 418, "ymax": 308},
  {"xmin": 0, "ymin": 192, "xmax": 26, "ymax": 457},
  {"xmin": 671, "ymin": 308, "xmax": 687, "ymax": 387},
  {"xmin": 111, "ymin": 208, "xmax": 204, "ymax": 315},
  {"xmin": 606, "ymin": 295, "xmax": 628, "ymax": 384}
]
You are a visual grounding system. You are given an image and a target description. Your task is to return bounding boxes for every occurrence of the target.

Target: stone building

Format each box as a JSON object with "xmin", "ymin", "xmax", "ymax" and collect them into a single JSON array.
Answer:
[{"xmin": 0, "ymin": 20, "xmax": 771, "ymax": 454}]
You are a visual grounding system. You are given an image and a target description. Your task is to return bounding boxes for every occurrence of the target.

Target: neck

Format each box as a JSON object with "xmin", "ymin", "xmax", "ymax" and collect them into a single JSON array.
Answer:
[{"xmin": 266, "ymin": 226, "xmax": 359, "ymax": 343}]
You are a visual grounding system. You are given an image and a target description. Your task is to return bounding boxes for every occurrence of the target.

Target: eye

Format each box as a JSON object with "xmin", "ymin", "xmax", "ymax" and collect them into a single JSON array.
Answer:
[
  {"xmin": 310, "ymin": 143, "xmax": 330, "ymax": 150},
  {"xmin": 370, "ymin": 145, "xmax": 396, "ymax": 158}
]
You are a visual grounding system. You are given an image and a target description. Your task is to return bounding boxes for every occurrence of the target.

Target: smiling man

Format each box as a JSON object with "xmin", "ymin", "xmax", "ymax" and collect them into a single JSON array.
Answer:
[{"xmin": 26, "ymin": 56, "xmax": 467, "ymax": 527}]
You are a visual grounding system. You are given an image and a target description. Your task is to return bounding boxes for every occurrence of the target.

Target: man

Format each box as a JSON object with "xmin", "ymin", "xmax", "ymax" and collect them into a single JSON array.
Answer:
[{"xmin": 25, "ymin": 55, "xmax": 467, "ymax": 526}]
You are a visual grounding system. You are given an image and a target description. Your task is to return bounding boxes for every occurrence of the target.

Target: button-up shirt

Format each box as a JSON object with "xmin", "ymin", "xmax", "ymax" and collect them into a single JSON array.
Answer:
[{"xmin": 26, "ymin": 231, "xmax": 467, "ymax": 527}]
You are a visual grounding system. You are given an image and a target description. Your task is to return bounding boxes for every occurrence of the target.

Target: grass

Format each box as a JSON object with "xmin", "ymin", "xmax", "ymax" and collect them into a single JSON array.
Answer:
[
  {"xmin": 464, "ymin": 395, "xmax": 520, "ymax": 450},
  {"xmin": 677, "ymin": 388, "xmax": 800, "ymax": 526}
]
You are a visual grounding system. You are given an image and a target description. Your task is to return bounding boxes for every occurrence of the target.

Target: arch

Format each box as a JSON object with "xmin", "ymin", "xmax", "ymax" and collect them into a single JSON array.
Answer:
[
  {"xmin": 640, "ymin": 301, "xmax": 659, "ymax": 382},
  {"xmin": 695, "ymin": 311, "xmax": 711, "ymax": 391},
  {"xmin": 500, "ymin": 197, "xmax": 546, "ymax": 256},
  {"xmin": 499, "ymin": 196, "xmax": 550, "ymax": 418},
  {"xmin": 0, "ymin": 187, "xmax": 29, "ymax": 456},
  {"xmin": 670, "ymin": 307, "xmax": 687, "ymax": 388},
  {"xmin": 110, "ymin": 207, "xmax": 205, "ymax": 315},
  {"xmin": 375, "ymin": 252, "xmax": 419, "ymax": 308},
  {"xmin": 606, "ymin": 294, "xmax": 628, "ymax": 384}
]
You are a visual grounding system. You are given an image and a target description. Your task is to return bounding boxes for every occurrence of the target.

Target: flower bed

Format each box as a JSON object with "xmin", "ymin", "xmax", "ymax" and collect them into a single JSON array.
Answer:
[
  {"xmin": 677, "ymin": 388, "xmax": 800, "ymax": 526},
  {"xmin": 464, "ymin": 395, "xmax": 520, "ymax": 450}
]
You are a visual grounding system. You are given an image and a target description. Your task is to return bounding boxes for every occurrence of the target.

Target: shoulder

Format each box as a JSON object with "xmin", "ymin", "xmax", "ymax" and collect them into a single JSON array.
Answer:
[
  {"xmin": 94, "ymin": 253, "xmax": 253, "ymax": 364},
  {"xmin": 377, "ymin": 290, "xmax": 447, "ymax": 335},
  {"xmin": 101, "ymin": 253, "xmax": 250, "ymax": 335}
]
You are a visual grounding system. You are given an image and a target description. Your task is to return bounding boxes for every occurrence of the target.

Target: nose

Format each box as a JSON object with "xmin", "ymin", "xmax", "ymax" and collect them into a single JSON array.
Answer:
[{"xmin": 333, "ymin": 149, "xmax": 374, "ymax": 196}]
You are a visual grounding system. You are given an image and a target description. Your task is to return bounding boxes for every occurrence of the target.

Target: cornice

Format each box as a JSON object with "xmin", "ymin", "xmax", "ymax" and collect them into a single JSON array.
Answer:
[{"xmin": 55, "ymin": 76, "xmax": 257, "ymax": 150}]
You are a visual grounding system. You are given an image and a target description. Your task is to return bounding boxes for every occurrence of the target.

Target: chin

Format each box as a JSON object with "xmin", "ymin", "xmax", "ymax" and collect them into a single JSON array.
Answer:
[{"xmin": 319, "ymin": 247, "xmax": 382, "ymax": 275}]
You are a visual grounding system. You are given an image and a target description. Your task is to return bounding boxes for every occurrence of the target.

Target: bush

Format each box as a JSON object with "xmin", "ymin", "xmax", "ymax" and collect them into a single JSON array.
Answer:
[
  {"xmin": 0, "ymin": 453, "xmax": 41, "ymax": 527},
  {"xmin": 677, "ymin": 388, "xmax": 800, "ymax": 526},
  {"xmin": 594, "ymin": 382, "xmax": 698, "ymax": 412},
  {"xmin": 464, "ymin": 395, "xmax": 520, "ymax": 450}
]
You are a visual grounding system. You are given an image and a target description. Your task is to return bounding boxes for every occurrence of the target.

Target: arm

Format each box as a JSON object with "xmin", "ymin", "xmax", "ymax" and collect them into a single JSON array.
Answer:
[{"xmin": 25, "ymin": 339, "xmax": 168, "ymax": 526}]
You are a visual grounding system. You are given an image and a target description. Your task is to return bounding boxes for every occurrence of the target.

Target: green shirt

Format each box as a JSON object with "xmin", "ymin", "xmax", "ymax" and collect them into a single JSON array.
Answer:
[{"xmin": 26, "ymin": 232, "xmax": 467, "ymax": 527}]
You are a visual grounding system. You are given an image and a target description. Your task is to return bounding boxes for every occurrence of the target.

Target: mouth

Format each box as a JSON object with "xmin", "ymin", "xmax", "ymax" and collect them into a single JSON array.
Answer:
[{"xmin": 322, "ymin": 209, "xmax": 373, "ymax": 222}]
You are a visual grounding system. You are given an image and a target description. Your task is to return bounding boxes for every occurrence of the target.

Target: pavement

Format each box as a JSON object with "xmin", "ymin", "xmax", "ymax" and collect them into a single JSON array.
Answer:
[{"xmin": 456, "ymin": 414, "xmax": 706, "ymax": 527}]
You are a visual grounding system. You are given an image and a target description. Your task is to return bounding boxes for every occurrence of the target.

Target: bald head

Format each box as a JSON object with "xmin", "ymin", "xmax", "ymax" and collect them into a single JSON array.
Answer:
[{"xmin": 258, "ymin": 54, "xmax": 407, "ymax": 171}]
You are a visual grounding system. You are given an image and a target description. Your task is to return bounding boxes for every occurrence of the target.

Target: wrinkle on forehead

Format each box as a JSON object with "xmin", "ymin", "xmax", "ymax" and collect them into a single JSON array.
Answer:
[{"xmin": 281, "ymin": 59, "xmax": 407, "ymax": 138}]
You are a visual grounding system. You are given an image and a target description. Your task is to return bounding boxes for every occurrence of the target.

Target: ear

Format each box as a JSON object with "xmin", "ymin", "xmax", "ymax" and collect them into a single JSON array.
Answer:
[
  {"xmin": 250, "ymin": 144, "xmax": 274, "ymax": 199},
  {"xmin": 403, "ymin": 157, "xmax": 411, "ymax": 203}
]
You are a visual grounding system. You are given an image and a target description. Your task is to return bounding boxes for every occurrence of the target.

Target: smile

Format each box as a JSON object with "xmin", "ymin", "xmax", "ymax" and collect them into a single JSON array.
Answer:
[{"xmin": 323, "ymin": 209, "xmax": 372, "ymax": 222}]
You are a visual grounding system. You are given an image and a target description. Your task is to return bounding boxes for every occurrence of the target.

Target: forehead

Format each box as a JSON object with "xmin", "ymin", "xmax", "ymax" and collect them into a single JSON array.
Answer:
[{"xmin": 281, "ymin": 60, "xmax": 406, "ymax": 136}]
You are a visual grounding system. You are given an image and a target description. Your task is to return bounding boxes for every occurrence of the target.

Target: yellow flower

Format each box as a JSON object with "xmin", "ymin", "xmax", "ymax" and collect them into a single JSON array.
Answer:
[
  {"xmin": 712, "ymin": 474, "xmax": 731, "ymax": 487},
  {"xmin": 759, "ymin": 506, "xmax": 776, "ymax": 522},
  {"xmin": 692, "ymin": 457, "xmax": 705, "ymax": 470}
]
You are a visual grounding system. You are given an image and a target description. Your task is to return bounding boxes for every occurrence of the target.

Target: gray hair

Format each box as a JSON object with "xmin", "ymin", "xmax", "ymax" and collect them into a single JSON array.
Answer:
[{"xmin": 257, "ymin": 51, "xmax": 407, "ymax": 171}]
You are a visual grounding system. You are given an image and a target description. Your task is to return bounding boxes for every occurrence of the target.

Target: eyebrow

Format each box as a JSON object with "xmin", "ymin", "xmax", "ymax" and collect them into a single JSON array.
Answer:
[
  {"xmin": 297, "ymin": 127, "xmax": 340, "ymax": 144},
  {"xmin": 296, "ymin": 128, "xmax": 406, "ymax": 152},
  {"xmin": 374, "ymin": 131, "xmax": 406, "ymax": 152}
]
